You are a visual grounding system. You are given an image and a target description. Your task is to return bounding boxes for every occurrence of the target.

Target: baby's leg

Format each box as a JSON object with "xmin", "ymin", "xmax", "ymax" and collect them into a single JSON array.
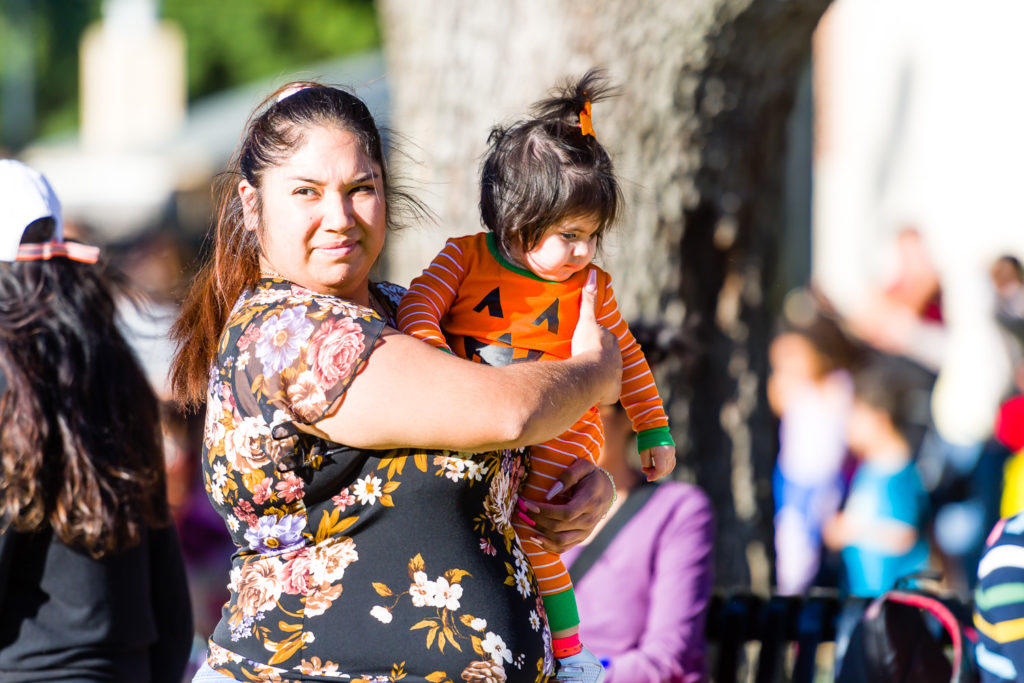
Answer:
[
  {"xmin": 512, "ymin": 442, "xmax": 592, "ymax": 654},
  {"xmin": 516, "ymin": 429, "xmax": 606, "ymax": 678}
]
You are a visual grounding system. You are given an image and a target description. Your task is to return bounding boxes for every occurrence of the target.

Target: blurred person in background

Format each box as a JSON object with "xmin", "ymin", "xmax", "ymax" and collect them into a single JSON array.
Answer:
[
  {"xmin": 113, "ymin": 229, "xmax": 198, "ymax": 519},
  {"xmin": 768, "ymin": 295, "xmax": 862, "ymax": 595},
  {"xmin": 112, "ymin": 229, "xmax": 235, "ymax": 670},
  {"xmin": 995, "ymin": 396, "xmax": 1024, "ymax": 520},
  {"xmin": 846, "ymin": 226, "xmax": 945, "ymax": 373},
  {"xmin": 974, "ymin": 511, "xmax": 1024, "ymax": 683},
  {"xmin": 914, "ymin": 250, "xmax": 1024, "ymax": 597},
  {"xmin": 843, "ymin": 226, "xmax": 1013, "ymax": 597},
  {"xmin": 823, "ymin": 358, "xmax": 931, "ymax": 598},
  {"xmin": 970, "ymin": 252, "xmax": 1024, "ymax": 680},
  {"xmin": 114, "ymin": 229, "xmax": 186, "ymax": 403},
  {"xmin": 991, "ymin": 255, "xmax": 1024, "ymax": 352},
  {"xmin": 563, "ymin": 323, "xmax": 713, "ymax": 683},
  {"xmin": 0, "ymin": 159, "xmax": 192, "ymax": 682},
  {"xmin": 991, "ymin": 255, "xmax": 1024, "ymax": 526}
]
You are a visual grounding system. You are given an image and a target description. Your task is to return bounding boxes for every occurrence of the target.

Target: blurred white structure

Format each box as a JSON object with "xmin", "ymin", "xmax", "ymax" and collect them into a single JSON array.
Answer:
[
  {"xmin": 81, "ymin": 0, "xmax": 186, "ymax": 152},
  {"xmin": 813, "ymin": 0, "xmax": 1024, "ymax": 444},
  {"xmin": 25, "ymin": 0, "xmax": 184, "ymax": 238}
]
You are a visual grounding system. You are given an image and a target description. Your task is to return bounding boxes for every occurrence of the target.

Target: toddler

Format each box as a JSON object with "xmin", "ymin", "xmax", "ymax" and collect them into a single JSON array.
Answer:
[
  {"xmin": 397, "ymin": 70, "xmax": 675, "ymax": 682},
  {"xmin": 767, "ymin": 311, "xmax": 858, "ymax": 594},
  {"xmin": 823, "ymin": 359, "xmax": 930, "ymax": 597}
]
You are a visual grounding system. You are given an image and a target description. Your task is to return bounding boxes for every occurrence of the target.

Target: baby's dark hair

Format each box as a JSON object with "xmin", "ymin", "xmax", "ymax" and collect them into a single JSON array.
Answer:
[{"xmin": 480, "ymin": 68, "xmax": 622, "ymax": 257}]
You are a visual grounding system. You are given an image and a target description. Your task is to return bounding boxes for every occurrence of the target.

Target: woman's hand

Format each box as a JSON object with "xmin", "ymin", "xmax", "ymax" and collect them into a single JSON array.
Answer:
[
  {"xmin": 572, "ymin": 270, "xmax": 621, "ymax": 405},
  {"xmin": 516, "ymin": 459, "xmax": 614, "ymax": 554}
]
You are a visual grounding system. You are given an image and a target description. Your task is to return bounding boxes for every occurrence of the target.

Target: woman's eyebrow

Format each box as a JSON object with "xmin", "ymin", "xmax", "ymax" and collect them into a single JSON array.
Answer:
[
  {"xmin": 288, "ymin": 175, "xmax": 325, "ymax": 185},
  {"xmin": 287, "ymin": 171, "xmax": 379, "ymax": 184},
  {"xmin": 352, "ymin": 171, "xmax": 380, "ymax": 183}
]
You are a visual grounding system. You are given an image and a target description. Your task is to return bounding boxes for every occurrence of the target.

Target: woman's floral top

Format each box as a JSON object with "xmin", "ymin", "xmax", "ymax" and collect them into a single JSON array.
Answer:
[{"xmin": 202, "ymin": 278, "xmax": 553, "ymax": 683}]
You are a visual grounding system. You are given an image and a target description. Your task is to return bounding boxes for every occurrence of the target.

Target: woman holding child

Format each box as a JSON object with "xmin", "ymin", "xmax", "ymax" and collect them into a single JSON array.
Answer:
[{"xmin": 171, "ymin": 82, "xmax": 620, "ymax": 682}]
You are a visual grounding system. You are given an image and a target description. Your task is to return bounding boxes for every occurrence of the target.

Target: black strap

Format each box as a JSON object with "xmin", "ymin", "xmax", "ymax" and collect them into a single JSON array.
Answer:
[{"xmin": 568, "ymin": 481, "xmax": 659, "ymax": 585}]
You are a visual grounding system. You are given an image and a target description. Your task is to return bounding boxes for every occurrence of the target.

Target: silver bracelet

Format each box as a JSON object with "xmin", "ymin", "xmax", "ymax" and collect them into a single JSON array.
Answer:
[{"xmin": 596, "ymin": 466, "xmax": 617, "ymax": 517}]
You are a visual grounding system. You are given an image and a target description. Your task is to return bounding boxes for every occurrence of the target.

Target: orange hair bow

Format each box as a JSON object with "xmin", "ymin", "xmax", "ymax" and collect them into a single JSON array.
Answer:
[{"xmin": 579, "ymin": 99, "xmax": 595, "ymax": 138}]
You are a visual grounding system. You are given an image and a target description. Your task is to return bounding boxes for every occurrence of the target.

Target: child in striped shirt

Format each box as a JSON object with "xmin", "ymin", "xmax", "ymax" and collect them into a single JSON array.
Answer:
[
  {"xmin": 397, "ymin": 69, "xmax": 675, "ymax": 682},
  {"xmin": 975, "ymin": 511, "xmax": 1024, "ymax": 682}
]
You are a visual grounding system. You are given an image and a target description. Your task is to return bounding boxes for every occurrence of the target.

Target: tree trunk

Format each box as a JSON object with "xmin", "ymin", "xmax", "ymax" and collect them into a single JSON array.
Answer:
[{"xmin": 378, "ymin": 0, "xmax": 830, "ymax": 591}]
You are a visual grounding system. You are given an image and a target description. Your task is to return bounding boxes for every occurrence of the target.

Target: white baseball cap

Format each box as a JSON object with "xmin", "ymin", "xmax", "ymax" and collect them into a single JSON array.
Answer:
[{"xmin": 0, "ymin": 159, "xmax": 99, "ymax": 263}]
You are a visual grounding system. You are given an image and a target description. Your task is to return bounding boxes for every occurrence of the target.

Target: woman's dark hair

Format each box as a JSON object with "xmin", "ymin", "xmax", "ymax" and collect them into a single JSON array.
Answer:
[
  {"xmin": 480, "ymin": 68, "xmax": 622, "ymax": 258},
  {"xmin": 0, "ymin": 250, "xmax": 168, "ymax": 558},
  {"xmin": 170, "ymin": 80, "xmax": 424, "ymax": 408}
]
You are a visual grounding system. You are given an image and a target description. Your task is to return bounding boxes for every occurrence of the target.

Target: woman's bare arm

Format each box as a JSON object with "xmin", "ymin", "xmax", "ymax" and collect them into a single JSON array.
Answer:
[{"xmin": 309, "ymin": 272, "xmax": 621, "ymax": 451}]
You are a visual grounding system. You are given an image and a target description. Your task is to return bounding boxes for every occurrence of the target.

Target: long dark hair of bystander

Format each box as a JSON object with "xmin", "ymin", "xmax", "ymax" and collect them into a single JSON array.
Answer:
[{"xmin": 0, "ymin": 218, "xmax": 168, "ymax": 559}]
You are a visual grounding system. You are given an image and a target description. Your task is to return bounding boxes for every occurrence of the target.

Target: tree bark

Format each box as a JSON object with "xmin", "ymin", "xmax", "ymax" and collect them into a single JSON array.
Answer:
[{"xmin": 378, "ymin": 0, "xmax": 830, "ymax": 591}]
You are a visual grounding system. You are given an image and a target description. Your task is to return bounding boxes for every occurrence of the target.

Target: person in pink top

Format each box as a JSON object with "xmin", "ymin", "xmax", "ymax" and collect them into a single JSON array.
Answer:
[{"xmin": 563, "ymin": 398, "xmax": 714, "ymax": 682}]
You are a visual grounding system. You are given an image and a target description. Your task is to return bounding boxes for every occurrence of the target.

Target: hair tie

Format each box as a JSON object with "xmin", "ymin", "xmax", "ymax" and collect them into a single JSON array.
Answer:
[{"xmin": 579, "ymin": 98, "xmax": 595, "ymax": 138}]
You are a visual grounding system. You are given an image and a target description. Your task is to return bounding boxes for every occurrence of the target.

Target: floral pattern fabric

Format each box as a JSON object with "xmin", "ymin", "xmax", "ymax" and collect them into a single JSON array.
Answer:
[{"xmin": 202, "ymin": 278, "xmax": 552, "ymax": 682}]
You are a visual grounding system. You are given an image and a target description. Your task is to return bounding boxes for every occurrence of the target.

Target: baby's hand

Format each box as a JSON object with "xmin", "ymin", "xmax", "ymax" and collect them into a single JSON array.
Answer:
[{"xmin": 640, "ymin": 445, "xmax": 676, "ymax": 481}]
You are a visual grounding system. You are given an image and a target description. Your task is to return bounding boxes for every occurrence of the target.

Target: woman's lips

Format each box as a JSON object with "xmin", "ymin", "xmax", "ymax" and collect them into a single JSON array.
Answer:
[{"xmin": 315, "ymin": 242, "xmax": 358, "ymax": 256}]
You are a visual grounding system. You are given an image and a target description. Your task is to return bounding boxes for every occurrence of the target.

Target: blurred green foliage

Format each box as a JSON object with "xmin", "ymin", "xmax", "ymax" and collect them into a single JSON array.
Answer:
[
  {"xmin": 162, "ymin": 0, "xmax": 379, "ymax": 100},
  {"xmin": 0, "ymin": 0, "xmax": 379, "ymax": 148},
  {"xmin": 0, "ymin": 0, "xmax": 100, "ymax": 144}
]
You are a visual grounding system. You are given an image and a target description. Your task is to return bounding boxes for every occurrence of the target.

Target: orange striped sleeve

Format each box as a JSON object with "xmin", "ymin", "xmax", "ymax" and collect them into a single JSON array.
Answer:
[
  {"xmin": 595, "ymin": 272, "xmax": 673, "ymax": 449},
  {"xmin": 396, "ymin": 239, "xmax": 467, "ymax": 351}
]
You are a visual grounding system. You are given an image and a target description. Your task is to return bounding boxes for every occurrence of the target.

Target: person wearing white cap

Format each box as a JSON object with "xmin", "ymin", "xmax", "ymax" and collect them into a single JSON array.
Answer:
[
  {"xmin": 0, "ymin": 159, "xmax": 192, "ymax": 682},
  {"xmin": 0, "ymin": 158, "xmax": 99, "ymax": 263}
]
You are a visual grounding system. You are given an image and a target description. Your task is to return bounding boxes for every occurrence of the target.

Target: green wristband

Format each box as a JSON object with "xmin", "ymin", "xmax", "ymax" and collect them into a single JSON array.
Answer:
[{"xmin": 636, "ymin": 426, "xmax": 674, "ymax": 452}]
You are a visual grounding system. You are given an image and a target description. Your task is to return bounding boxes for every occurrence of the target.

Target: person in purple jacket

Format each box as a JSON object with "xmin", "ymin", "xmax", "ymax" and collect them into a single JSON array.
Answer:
[{"xmin": 563, "ymin": 399, "xmax": 715, "ymax": 682}]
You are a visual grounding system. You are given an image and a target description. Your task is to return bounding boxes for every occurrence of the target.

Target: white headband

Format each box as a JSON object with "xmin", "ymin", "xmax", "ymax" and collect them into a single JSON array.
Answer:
[{"xmin": 276, "ymin": 84, "xmax": 313, "ymax": 104}]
